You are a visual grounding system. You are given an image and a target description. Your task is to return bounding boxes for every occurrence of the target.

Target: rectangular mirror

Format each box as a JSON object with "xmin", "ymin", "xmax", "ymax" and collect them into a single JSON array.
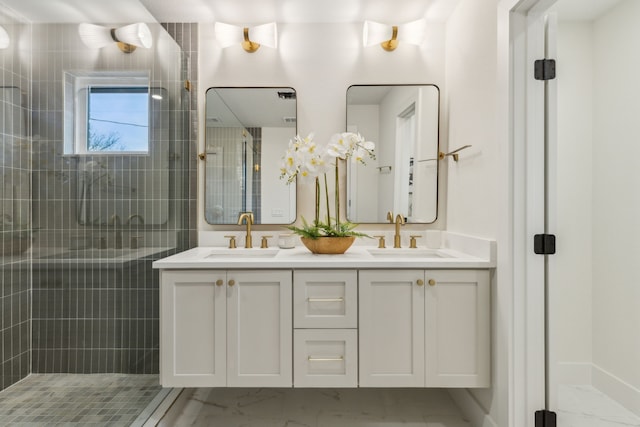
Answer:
[
  {"xmin": 347, "ymin": 84, "xmax": 439, "ymax": 224},
  {"xmin": 204, "ymin": 87, "xmax": 297, "ymax": 225}
]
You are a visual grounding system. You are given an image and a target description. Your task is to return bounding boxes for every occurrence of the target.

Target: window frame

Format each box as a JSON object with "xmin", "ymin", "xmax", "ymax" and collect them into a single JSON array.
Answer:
[{"xmin": 64, "ymin": 71, "xmax": 151, "ymax": 156}]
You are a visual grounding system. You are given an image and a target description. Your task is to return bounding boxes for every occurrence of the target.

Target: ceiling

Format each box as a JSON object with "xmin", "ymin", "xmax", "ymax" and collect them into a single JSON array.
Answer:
[{"xmin": 3, "ymin": 0, "xmax": 462, "ymax": 24}]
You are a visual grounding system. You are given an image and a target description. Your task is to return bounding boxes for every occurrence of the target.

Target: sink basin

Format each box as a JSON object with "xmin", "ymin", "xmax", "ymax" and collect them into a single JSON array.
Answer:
[
  {"xmin": 366, "ymin": 248, "xmax": 448, "ymax": 259},
  {"xmin": 206, "ymin": 248, "xmax": 280, "ymax": 259}
]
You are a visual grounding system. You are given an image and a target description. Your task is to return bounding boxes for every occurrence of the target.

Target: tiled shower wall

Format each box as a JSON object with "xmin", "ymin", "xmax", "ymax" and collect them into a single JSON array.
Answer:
[
  {"xmin": 0, "ymin": 8, "xmax": 31, "ymax": 391},
  {"xmin": 29, "ymin": 23, "xmax": 197, "ymax": 374}
]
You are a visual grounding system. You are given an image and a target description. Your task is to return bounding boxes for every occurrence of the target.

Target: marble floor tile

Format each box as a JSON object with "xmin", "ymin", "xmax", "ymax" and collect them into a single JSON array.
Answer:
[
  {"xmin": 557, "ymin": 385, "xmax": 640, "ymax": 427},
  {"xmin": 161, "ymin": 388, "xmax": 470, "ymax": 427}
]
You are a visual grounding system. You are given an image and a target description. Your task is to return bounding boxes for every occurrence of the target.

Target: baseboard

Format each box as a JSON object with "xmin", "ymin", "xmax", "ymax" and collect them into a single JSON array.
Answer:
[
  {"xmin": 448, "ymin": 389, "xmax": 498, "ymax": 427},
  {"xmin": 592, "ymin": 364, "xmax": 640, "ymax": 418}
]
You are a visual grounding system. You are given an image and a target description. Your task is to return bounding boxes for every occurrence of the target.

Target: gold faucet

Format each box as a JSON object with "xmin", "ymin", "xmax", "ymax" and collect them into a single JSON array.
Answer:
[
  {"xmin": 126, "ymin": 214, "xmax": 144, "ymax": 225},
  {"xmin": 393, "ymin": 214, "xmax": 405, "ymax": 248},
  {"xmin": 109, "ymin": 214, "xmax": 123, "ymax": 249},
  {"xmin": 237, "ymin": 212, "xmax": 254, "ymax": 248}
]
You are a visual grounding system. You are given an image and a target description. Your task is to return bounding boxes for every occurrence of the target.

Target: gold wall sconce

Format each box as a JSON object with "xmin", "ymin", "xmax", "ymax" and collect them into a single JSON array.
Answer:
[
  {"xmin": 0, "ymin": 25, "xmax": 9, "ymax": 49},
  {"xmin": 215, "ymin": 22, "xmax": 278, "ymax": 53},
  {"xmin": 363, "ymin": 19, "xmax": 426, "ymax": 51},
  {"xmin": 78, "ymin": 22, "xmax": 153, "ymax": 53}
]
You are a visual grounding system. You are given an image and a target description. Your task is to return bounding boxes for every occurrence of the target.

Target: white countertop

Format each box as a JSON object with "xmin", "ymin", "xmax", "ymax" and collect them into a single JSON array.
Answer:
[{"xmin": 152, "ymin": 244, "xmax": 495, "ymax": 270}]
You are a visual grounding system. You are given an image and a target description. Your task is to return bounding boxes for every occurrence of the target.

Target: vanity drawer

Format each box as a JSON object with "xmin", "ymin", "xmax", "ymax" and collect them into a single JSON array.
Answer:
[
  {"xmin": 293, "ymin": 270, "xmax": 357, "ymax": 328},
  {"xmin": 294, "ymin": 329, "xmax": 357, "ymax": 388}
]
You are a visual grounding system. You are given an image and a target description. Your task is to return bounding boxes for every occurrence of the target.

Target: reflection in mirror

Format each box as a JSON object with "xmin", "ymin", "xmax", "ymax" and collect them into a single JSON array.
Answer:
[
  {"xmin": 347, "ymin": 84, "xmax": 439, "ymax": 224},
  {"xmin": 205, "ymin": 87, "xmax": 297, "ymax": 225}
]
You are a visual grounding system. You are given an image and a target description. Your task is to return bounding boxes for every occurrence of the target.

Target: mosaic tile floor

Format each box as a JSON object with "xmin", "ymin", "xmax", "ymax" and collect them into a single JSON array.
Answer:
[{"xmin": 0, "ymin": 374, "xmax": 162, "ymax": 426}]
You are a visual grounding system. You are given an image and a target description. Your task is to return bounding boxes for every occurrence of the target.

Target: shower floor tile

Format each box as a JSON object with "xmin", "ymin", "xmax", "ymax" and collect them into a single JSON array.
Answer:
[{"xmin": 0, "ymin": 374, "xmax": 161, "ymax": 426}]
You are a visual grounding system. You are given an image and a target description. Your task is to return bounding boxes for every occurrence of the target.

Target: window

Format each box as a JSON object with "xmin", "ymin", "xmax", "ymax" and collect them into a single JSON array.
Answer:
[
  {"xmin": 64, "ymin": 71, "xmax": 150, "ymax": 155},
  {"xmin": 87, "ymin": 87, "xmax": 149, "ymax": 153}
]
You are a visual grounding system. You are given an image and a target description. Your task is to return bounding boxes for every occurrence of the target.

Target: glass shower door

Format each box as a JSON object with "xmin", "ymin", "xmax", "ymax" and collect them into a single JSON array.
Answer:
[{"xmin": 545, "ymin": 0, "xmax": 640, "ymax": 424}]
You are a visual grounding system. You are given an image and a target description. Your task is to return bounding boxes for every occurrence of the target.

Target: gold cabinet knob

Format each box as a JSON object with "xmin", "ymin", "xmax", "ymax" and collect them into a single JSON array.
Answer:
[
  {"xmin": 216, "ymin": 279, "xmax": 223, "ymax": 286},
  {"xmin": 228, "ymin": 279, "xmax": 236, "ymax": 287},
  {"xmin": 428, "ymin": 279, "xmax": 436, "ymax": 286},
  {"xmin": 417, "ymin": 279, "xmax": 424, "ymax": 286},
  {"xmin": 198, "ymin": 152, "xmax": 206, "ymax": 161}
]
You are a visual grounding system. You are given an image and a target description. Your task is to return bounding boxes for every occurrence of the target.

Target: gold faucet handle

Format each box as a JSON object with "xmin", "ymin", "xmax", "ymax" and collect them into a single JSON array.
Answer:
[
  {"xmin": 261, "ymin": 235, "xmax": 273, "ymax": 249},
  {"xmin": 409, "ymin": 235, "xmax": 422, "ymax": 249},
  {"xmin": 224, "ymin": 235, "xmax": 237, "ymax": 249},
  {"xmin": 373, "ymin": 235, "xmax": 386, "ymax": 249}
]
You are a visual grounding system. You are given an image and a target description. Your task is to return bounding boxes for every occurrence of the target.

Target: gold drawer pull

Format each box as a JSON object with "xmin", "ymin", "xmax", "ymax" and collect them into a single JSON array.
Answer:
[
  {"xmin": 308, "ymin": 356, "xmax": 344, "ymax": 362},
  {"xmin": 216, "ymin": 279, "xmax": 223, "ymax": 286},
  {"xmin": 228, "ymin": 279, "xmax": 236, "ymax": 287},
  {"xmin": 428, "ymin": 279, "xmax": 436, "ymax": 286},
  {"xmin": 307, "ymin": 297, "xmax": 344, "ymax": 302},
  {"xmin": 417, "ymin": 279, "xmax": 424, "ymax": 286}
]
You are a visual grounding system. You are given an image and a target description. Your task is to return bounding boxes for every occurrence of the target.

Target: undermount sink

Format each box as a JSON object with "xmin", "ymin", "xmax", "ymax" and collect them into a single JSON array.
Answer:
[
  {"xmin": 366, "ymin": 248, "xmax": 448, "ymax": 259},
  {"xmin": 206, "ymin": 248, "xmax": 280, "ymax": 259}
]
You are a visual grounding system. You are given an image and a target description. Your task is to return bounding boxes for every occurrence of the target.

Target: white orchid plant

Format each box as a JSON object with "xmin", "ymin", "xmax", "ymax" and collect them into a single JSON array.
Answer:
[{"xmin": 280, "ymin": 132, "xmax": 375, "ymax": 238}]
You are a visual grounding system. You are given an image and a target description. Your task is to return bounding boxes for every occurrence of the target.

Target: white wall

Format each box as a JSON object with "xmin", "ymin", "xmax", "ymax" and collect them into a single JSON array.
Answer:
[
  {"xmin": 591, "ymin": 0, "xmax": 640, "ymax": 413},
  {"xmin": 198, "ymin": 22, "xmax": 447, "ymax": 233},
  {"xmin": 445, "ymin": 0, "xmax": 500, "ymax": 240},
  {"xmin": 445, "ymin": 0, "xmax": 506, "ymax": 426},
  {"xmin": 553, "ymin": 20, "xmax": 594, "ymax": 385}
]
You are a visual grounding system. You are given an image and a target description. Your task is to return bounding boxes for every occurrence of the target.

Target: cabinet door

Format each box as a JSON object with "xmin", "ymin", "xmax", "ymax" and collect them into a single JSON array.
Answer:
[
  {"xmin": 226, "ymin": 270, "xmax": 292, "ymax": 387},
  {"xmin": 359, "ymin": 270, "xmax": 425, "ymax": 387},
  {"xmin": 160, "ymin": 270, "xmax": 226, "ymax": 387},
  {"xmin": 425, "ymin": 270, "xmax": 490, "ymax": 387},
  {"xmin": 293, "ymin": 270, "xmax": 357, "ymax": 328}
]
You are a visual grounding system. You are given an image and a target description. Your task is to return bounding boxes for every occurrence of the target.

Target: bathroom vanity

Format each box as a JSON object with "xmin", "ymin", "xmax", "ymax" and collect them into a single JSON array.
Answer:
[{"xmin": 154, "ymin": 232, "xmax": 495, "ymax": 390}]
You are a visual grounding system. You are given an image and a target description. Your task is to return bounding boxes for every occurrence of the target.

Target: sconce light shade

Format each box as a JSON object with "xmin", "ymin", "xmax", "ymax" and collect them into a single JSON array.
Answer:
[
  {"xmin": 214, "ymin": 22, "xmax": 244, "ymax": 48},
  {"xmin": 78, "ymin": 23, "xmax": 113, "ymax": 49},
  {"xmin": 249, "ymin": 22, "xmax": 278, "ymax": 49},
  {"xmin": 0, "ymin": 25, "xmax": 9, "ymax": 49},
  {"xmin": 114, "ymin": 23, "xmax": 153, "ymax": 49},
  {"xmin": 363, "ymin": 19, "xmax": 426, "ymax": 51},
  {"xmin": 363, "ymin": 20, "xmax": 392, "ymax": 47},
  {"xmin": 215, "ymin": 22, "xmax": 277, "ymax": 52},
  {"xmin": 79, "ymin": 22, "xmax": 153, "ymax": 53}
]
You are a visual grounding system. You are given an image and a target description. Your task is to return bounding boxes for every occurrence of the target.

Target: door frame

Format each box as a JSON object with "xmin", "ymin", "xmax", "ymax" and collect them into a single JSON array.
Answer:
[{"xmin": 501, "ymin": 0, "xmax": 558, "ymax": 425}]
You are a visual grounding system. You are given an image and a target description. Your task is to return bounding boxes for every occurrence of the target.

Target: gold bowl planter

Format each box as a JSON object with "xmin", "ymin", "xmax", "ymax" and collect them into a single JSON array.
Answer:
[{"xmin": 300, "ymin": 236, "xmax": 356, "ymax": 255}]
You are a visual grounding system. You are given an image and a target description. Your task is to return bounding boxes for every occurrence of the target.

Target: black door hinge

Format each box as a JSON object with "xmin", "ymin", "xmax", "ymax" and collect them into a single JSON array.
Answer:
[
  {"xmin": 535, "ymin": 410, "xmax": 557, "ymax": 427},
  {"xmin": 534, "ymin": 59, "xmax": 556, "ymax": 80},
  {"xmin": 534, "ymin": 234, "xmax": 556, "ymax": 255}
]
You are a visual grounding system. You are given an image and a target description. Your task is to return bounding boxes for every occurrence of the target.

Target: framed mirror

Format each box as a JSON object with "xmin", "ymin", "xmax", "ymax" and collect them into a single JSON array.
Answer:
[
  {"xmin": 204, "ymin": 87, "xmax": 297, "ymax": 225},
  {"xmin": 346, "ymin": 84, "xmax": 439, "ymax": 224}
]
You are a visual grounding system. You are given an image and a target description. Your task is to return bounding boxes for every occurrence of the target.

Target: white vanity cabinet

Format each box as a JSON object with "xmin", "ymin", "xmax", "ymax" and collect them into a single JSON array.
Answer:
[
  {"xmin": 160, "ymin": 269, "xmax": 292, "ymax": 388},
  {"xmin": 359, "ymin": 269, "xmax": 490, "ymax": 388}
]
